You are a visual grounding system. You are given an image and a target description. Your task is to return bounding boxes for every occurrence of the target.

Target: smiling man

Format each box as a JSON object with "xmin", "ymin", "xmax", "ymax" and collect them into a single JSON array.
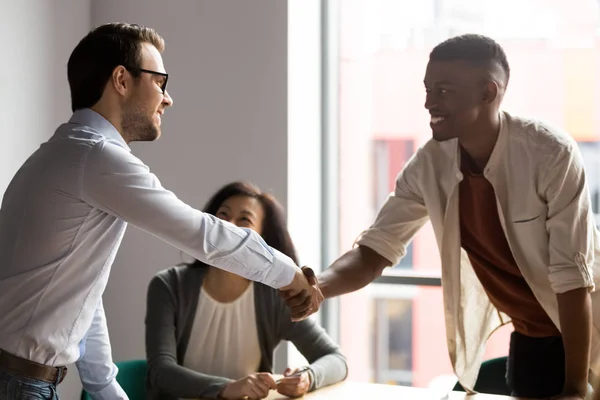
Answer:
[
  {"xmin": 282, "ymin": 34, "xmax": 600, "ymax": 399},
  {"xmin": 0, "ymin": 23, "xmax": 315, "ymax": 400}
]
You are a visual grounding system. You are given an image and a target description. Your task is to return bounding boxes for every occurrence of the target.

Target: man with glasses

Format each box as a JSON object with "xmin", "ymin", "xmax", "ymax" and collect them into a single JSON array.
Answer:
[{"xmin": 0, "ymin": 23, "xmax": 316, "ymax": 399}]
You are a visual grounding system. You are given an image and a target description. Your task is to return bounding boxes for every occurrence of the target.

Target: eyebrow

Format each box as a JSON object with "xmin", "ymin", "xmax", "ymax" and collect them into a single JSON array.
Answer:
[
  {"xmin": 424, "ymin": 80, "xmax": 456, "ymax": 86},
  {"xmin": 219, "ymin": 205, "xmax": 256, "ymax": 218}
]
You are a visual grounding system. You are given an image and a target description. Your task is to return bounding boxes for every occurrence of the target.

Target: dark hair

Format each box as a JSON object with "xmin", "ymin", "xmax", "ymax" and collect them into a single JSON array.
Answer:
[
  {"xmin": 188, "ymin": 182, "xmax": 299, "ymax": 268},
  {"xmin": 67, "ymin": 22, "xmax": 165, "ymax": 112},
  {"xmin": 429, "ymin": 34, "xmax": 510, "ymax": 86}
]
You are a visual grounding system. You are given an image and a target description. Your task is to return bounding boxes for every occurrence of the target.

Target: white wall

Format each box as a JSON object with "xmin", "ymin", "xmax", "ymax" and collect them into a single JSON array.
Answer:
[
  {"xmin": 1, "ymin": 1, "xmax": 91, "ymax": 398},
  {"xmin": 1, "ymin": 1, "xmax": 322, "ymax": 398},
  {"xmin": 0, "ymin": 0, "xmax": 91, "ymax": 195}
]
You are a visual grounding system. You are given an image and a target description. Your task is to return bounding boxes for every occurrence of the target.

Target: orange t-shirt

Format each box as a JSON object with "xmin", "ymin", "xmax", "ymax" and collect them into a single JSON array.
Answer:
[{"xmin": 459, "ymin": 153, "xmax": 560, "ymax": 337}]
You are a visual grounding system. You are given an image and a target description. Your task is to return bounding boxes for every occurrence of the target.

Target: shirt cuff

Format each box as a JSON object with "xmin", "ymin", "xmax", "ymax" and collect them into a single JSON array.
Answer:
[
  {"xmin": 307, "ymin": 368, "xmax": 316, "ymax": 392},
  {"xmin": 263, "ymin": 248, "xmax": 300, "ymax": 288},
  {"xmin": 85, "ymin": 379, "xmax": 128, "ymax": 400},
  {"xmin": 355, "ymin": 233, "xmax": 401, "ymax": 266}
]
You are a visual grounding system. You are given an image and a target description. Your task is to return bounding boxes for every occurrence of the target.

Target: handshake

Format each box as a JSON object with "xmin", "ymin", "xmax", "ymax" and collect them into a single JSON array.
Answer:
[{"xmin": 279, "ymin": 266, "xmax": 324, "ymax": 321}]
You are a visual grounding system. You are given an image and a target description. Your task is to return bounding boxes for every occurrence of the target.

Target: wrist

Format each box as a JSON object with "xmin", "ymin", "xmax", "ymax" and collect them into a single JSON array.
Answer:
[
  {"xmin": 306, "ymin": 368, "xmax": 315, "ymax": 392},
  {"xmin": 217, "ymin": 382, "xmax": 232, "ymax": 400},
  {"xmin": 317, "ymin": 279, "xmax": 330, "ymax": 299}
]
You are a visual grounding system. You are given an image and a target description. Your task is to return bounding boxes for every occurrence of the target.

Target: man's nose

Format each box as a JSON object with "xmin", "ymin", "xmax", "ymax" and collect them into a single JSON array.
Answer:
[
  {"xmin": 163, "ymin": 90, "xmax": 174, "ymax": 107},
  {"xmin": 424, "ymin": 92, "xmax": 435, "ymax": 110}
]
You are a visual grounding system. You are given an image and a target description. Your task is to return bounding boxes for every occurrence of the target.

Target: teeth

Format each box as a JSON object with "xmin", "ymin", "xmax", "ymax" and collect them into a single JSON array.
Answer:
[{"xmin": 431, "ymin": 116, "xmax": 446, "ymax": 124}]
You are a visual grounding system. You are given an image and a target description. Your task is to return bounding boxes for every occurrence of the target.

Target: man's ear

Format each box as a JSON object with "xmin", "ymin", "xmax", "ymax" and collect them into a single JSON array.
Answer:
[
  {"xmin": 111, "ymin": 66, "xmax": 128, "ymax": 96},
  {"xmin": 481, "ymin": 80, "xmax": 499, "ymax": 104}
]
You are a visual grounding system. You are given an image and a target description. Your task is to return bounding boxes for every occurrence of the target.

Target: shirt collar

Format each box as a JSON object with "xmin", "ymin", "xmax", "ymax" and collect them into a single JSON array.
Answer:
[
  {"xmin": 452, "ymin": 111, "xmax": 507, "ymax": 176},
  {"xmin": 482, "ymin": 111, "xmax": 508, "ymax": 175},
  {"xmin": 69, "ymin": 108, "xmax": 131, "ymax": 152}
]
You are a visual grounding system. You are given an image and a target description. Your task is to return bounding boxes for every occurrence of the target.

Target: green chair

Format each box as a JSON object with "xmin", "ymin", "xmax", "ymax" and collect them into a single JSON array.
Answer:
[
  {"xmin": 453, "ymin": 356, "xmax": 510, "ymax": 396},
  {"xmin": 81, "ymin": 359, "xmax": 148, "ymax": 400}
]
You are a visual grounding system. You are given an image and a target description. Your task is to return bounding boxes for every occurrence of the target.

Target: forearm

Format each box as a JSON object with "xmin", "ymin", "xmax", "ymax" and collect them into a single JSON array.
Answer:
[
  {"xmin": 307, "ymin": 353, "xmax": 348, "ymax": 391},
  {"xmin": 147, "ymin": 357, "xmax": 232, "ymax": 399},
  {"xmin": 82, "ymin": 144, "xmax": 298, "ymax": 289},
  {"xmin": 318, "ymin": 246, "xmax": 391, "ymax": 299},
  {"xmin": 557, "ymin": 287, "xmax": 592, "ymax": 396}
]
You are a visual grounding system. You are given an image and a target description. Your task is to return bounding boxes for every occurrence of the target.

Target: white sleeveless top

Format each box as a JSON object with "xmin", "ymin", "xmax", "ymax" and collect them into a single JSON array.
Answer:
[{"xmin": 182, "ymin": 283, "xmax": 261, "ymax": 380}]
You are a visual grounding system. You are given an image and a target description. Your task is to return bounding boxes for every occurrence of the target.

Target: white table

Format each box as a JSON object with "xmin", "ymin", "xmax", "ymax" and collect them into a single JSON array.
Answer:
[{"xmin": 264, "ymin": 381, "xmax": 520, "ymax": 399}]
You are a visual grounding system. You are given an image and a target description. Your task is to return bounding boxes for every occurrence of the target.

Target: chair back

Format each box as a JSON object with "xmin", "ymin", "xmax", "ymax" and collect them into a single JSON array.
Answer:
[
  {"xmin": 452, "ymin": 356, "xmax": 510, "ymax": 395},
  {"xmin": 80, "ymin": 359, "xmax": 148, "ymax": 400}
]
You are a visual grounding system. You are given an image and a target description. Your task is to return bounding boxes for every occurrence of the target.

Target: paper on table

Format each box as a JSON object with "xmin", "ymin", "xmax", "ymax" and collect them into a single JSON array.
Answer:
[{"xmin": 275, "ymin": 366, "xmax": 311, "ymax": 384}]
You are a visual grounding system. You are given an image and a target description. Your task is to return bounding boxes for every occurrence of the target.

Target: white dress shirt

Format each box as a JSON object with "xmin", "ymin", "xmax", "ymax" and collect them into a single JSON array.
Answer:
[
  {"xmin": 183, "ymin": 284, "xmax": 261, "ymax": 382},
  {"xmin": 0, "ymin": 109, "xmax": 299, "ymax": 399}
]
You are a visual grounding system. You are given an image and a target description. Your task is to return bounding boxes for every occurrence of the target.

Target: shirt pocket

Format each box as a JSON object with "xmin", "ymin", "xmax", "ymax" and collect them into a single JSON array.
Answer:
[
  {"xmin": 510, "ymin": 199, "xmax": 547, "ymax": 224},
  {"xmin": 508, "ymin": 205, "xmax": 549, "ymax": 263},
  {"xmin": 513, "ymin": 214, "xmax": 541, "ymax": 224}
]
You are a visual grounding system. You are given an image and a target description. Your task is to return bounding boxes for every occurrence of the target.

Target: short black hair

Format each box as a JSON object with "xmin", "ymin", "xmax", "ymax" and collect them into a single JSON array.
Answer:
[
  {"xmin": 188, "ymin": 181, "xmax": 299, "ymax": 269},
  {"xmin": 429, "ymin": 34, "xmax": 510, "ymax": 86},
  {"xmin": 67, "ymin": 23, "xmax": 165, "ymax": 112}
]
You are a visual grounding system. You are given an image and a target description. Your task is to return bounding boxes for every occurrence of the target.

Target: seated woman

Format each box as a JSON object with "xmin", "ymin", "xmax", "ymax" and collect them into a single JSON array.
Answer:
[{"xmin": 145, "ymin": 181, "xmax": 348, "ymax": 400}]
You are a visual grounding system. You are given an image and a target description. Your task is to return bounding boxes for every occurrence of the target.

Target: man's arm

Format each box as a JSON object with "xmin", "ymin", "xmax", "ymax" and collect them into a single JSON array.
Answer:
[
  {"xmin": 75, "ymin": 299, "xmax": 128, "ymax": 400},
  {"xmin": 318, "ymin": 245, "xmax": 392, "ymax": 299},
  {"xmin": 80, "ymin": 141, "xmax": 307, "ymax": 293},
  {"xmin": 542, "ymin": 140, "xmax": 596, "ymax": 398},
  {"xmin": 319, "ymin": 149, "xmax": 429, "ymax": 299},
  {"xmin": 284, "ymin": 245, "xmax": 402, "ymax": 319},
  {"xmin": 283, "ymin": 150, "xmax": 429, "ymax": 316},
  {"xmin": 557, "ymin": 288, "xmax": 592, "ymax": 398}
]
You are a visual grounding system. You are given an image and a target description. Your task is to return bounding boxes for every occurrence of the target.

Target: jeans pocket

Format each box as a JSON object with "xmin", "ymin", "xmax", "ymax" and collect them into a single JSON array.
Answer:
[
  {"xmin": 0, "ymin": 371, "xmax": 55, "ymax": 400},
  {"xmin": 19, "ymin": 384, "xmax": 54, "ymax": 400}
]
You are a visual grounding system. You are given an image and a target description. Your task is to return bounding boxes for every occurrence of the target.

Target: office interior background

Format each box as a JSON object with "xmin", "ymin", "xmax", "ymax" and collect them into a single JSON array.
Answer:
[{"xmin": 2, "ymin": 0, "xmax": 600, "ymax": 398}]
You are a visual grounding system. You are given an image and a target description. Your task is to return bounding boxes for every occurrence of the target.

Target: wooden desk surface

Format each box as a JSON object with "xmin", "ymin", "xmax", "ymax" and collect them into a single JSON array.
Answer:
[{"xmin": 264, "ymin": 381, "xmax": 519, "ymax": 399}]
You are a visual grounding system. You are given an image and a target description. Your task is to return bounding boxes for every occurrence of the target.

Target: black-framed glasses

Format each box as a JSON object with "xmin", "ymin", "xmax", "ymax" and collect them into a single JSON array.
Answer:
[{"xmin": 125, "ymin": 67, "xmax": 169, "ymax": 94}]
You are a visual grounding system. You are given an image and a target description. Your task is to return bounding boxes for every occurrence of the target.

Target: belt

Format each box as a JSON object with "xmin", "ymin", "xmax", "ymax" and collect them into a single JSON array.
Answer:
[{"xmin": 0, "ymin": 349, "xmax": 67, "ymax": 385}]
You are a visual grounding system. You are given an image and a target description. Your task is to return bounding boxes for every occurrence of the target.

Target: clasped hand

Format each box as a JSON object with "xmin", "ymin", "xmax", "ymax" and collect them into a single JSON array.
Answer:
[{"xmin": 279, "ymin": 266, "xmax": 324, "ymax": 321}]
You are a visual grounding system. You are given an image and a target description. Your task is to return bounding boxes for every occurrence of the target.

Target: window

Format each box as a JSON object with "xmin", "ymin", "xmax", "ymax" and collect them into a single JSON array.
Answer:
[
  {"xmin": 374, "ymin": 139, "xmax": 415, "ymax": 268},
  {"xmin": 324, "ymin": 0, "xmax": 600, "ymax": 389},
  {"xmin": 579, "ymin": 141, "xmax": 600, "ymax": 226},
  {"xmin": 372, "ymin": 290, "xmax": 415, "ymax": 385}
]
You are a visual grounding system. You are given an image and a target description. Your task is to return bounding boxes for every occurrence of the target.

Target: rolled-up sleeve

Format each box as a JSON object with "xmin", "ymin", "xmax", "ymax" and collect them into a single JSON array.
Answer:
[
  {"xmin": 543, "ymin": 141, "xmax": 595, "ymax": 294},
  {"xmin": 80, "ymin": 141, "xmax": 299, "ymax": 289},
  {"xmin": 355, "ymin": 150, "xmax": 429, "ymax": 265}
]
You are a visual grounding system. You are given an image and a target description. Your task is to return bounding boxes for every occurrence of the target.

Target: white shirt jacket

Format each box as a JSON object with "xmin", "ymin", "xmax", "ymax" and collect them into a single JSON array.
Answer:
[{"xmin": 356, "ymin": 111, "xmax": 600, "ymax": 391}]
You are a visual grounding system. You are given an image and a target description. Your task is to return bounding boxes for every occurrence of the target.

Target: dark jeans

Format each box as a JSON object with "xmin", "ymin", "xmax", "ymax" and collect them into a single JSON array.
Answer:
[
  {"xmin": 506, "ymin": 331, "xmax": 565, "ymax": 398},
  {"xmin": 0, "ymin": 369, "xmax": 61, "ymax": 400}
]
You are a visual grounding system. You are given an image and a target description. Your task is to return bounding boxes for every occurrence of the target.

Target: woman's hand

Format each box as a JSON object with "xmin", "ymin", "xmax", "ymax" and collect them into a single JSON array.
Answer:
[
  {"xmin": 276, "ymin": 367, "xmax": 312, "ymax": 398},
  {"xmin": 219, "ymin": 373, "xmax": 277, "ymax": 399}
]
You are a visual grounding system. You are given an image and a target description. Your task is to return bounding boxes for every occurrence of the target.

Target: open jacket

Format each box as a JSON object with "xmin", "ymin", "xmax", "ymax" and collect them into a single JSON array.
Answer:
[
  {"xmin": 145, "ymin": 265, "xmax": 348, "ymax": 399},
  {"xmin": 356, "ymin": 111, "xmax": 600, "ymax": 392}
]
